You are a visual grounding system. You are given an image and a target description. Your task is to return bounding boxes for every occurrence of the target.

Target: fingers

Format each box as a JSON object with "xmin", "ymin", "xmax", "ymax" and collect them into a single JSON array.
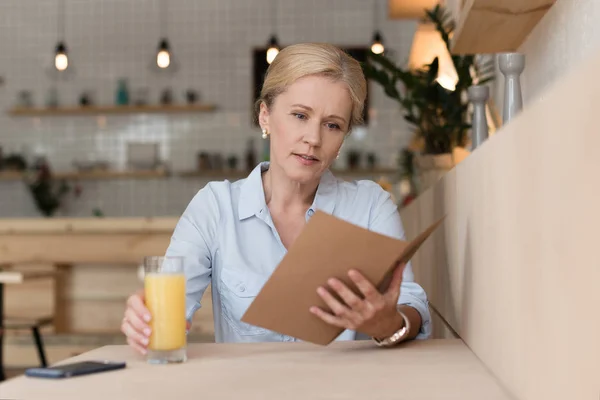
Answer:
[
  {"xmin": 127, "ymin": 291, "xmax": 151, "ymax": 323},
  {"xmin": 309, "ymin": 306, "xmax": 346, "ymax": 328},
  {"xmin": 347, "ymin": 270, "xmax": 381, "ymax": 305},
  {"xmin": 121, "ymin": 318, "xmax": 149, "ymax": 352},
  {"xmin": 125, "ymin": 307, "xmax": 151, "ymax": 337},
  {"xmin": 384, "ymin": 263, "xmax": 406, "ymax": 301},
  {"xmin": 311, "ymin": 266, "xmax": 408, "ymax": 335},
  {"xmin": 126, "ymin": 336, "xmax": 148, "ymax": 356},
  {"xmin": 123, "ymin": 291, "xmax": 151, "ymax": 355},
  {"xmin": 326, "ymin": 278, "xmax": 364, "ymax": 311},
  {"xmin": 313, "ymin": 284, "xmax": 364, "ymax": 329},
  {"xmin": 316, "ymin": 285, "xmax": 351, "ymax": 317}
]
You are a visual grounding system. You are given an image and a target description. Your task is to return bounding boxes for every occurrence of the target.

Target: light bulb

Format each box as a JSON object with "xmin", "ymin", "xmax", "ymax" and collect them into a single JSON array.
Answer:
[
  {"xmin": 436, "ymin": 74, "xmax": 457, "ymax": 91},
  {"xmin": 266, "ymin": 47, "xmax": 279, "ymax": 64},
  {"xmin": 157, "ymin": 50, "xmax": 170, "ymax": 68},
  {"xmin": 55, "ymin": 53, "xmax": 68, "ymax": 71},
  {"xmin": 371, "ymin": 31, "xmax": 385, "ymax": 55},
  {"xmin": 371, "ymin": 42, "xmax": 384, "ymax": 55}
]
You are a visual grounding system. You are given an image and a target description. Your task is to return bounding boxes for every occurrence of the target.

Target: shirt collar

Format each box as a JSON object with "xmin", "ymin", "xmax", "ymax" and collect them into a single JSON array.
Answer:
[{"xmin": 238, "ymin": 162, "xmax": 338, "ymax": 220}]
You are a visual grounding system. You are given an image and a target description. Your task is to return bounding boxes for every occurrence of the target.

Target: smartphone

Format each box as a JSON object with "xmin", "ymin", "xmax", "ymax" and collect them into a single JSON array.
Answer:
[{"xmin": 25, "ymin": 360, "xmax": 126, "ymax": 379}]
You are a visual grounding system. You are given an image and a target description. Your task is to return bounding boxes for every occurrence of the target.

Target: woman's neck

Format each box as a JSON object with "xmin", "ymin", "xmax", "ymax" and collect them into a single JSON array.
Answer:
[{"xmin": 262, "ymin": 163, "xmax": 319, "ymax": 213}]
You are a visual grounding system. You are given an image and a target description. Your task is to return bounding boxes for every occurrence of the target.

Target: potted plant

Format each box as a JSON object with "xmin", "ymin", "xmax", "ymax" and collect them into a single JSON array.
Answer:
[{"xmin": 363, "ymin": 5, "xmax": 495, "ymax": 192}]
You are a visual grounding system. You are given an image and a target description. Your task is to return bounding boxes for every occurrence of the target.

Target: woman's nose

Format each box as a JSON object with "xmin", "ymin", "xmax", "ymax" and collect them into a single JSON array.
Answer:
[{"xmin": 303, "ymin": 124, "xmax": 322, "ymax": 146}]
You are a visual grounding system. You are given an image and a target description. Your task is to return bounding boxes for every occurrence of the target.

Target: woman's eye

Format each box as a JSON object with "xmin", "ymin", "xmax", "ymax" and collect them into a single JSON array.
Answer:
[
  {"xmin": 326, "ymin": 123, "xmax": 341, "ymax": 130},
  {"xmin": 293, "ymin": 113, "xmax": 307, "ymax": 120}
]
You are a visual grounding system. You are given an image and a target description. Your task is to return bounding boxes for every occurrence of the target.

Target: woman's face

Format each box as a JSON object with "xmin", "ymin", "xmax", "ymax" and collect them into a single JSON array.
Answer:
[{"xmin": 259, "ymin": 75, "xmax": 353, "ymax": 184}]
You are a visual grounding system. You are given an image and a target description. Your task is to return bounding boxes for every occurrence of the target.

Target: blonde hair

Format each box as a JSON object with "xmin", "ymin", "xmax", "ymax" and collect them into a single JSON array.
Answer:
[{"xmin": 254, "ymin": 43, "xmax": 367, "ymax": 131}]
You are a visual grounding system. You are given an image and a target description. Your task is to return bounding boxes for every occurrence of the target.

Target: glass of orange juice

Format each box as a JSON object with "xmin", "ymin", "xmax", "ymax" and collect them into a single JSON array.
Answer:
[{"xmin": 143, "ymin": 256, "xmax": 187, "ymax": 364}]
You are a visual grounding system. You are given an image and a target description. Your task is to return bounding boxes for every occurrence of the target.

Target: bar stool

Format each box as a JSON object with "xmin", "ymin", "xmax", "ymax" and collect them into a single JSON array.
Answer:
[
  {"xmin": 4, "ymin": 316, "xmax": 53, "ymax": 367},
  {"xmin": 0, "ymin": 265, "xmax": 60, "ymax": 374}
]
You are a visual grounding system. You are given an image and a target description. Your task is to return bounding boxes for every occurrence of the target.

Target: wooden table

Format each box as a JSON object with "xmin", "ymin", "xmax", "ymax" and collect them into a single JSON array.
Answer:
[{"xmin": 0, "ymin": 339, "xmax": 512, "ymax": 399}]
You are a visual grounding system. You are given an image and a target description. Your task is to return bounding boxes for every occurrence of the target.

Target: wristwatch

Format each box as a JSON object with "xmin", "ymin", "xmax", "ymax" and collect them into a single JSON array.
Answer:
[{"xmin": 372, "ymin": 308, "xmax": 411, "ymax": 347}]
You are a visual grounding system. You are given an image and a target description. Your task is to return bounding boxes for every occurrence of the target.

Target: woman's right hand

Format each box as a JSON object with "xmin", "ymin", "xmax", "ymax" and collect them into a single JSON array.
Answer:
[{"xmin": 121, "ymin": 289, "xmax": 152, "ymax": 355}]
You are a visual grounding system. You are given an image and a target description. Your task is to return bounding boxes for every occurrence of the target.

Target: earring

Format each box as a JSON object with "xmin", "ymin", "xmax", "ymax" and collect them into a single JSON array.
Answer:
[
  {"xmin": 262, "ymin": 129, "xmax": 269, "ymax": 139},
  {"xmin": 336, "ymin": 151, "xmax": 340, "ymax": 159}
]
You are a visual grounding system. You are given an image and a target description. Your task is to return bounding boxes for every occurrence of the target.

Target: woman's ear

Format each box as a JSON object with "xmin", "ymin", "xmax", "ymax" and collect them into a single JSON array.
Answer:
[{"xmin": 258, "ymin": 102, "xmax": 270, "ymax": 131}]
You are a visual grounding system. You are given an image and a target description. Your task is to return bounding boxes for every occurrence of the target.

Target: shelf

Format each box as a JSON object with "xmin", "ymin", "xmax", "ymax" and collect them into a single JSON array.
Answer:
[
  {"xmin": 0, "ymin": 169, "xmax": 168, "ymax": 181},
  {"xmin": 179, "ymin": 168, "xmax": 398, "ymax": 179},
  {"xmin": 0, "ymin": 171, "xmax": 23, "ymax": 181},
  {"xmin": 179, "ymin": 170, "xmax": 248, "ymax": 179},
  {"xmin": 450, "ymin": 0, "xmax": 557, "ymax": 54},
  {"xmin": 8, "ymin": 103, "xmax": 217, "ymax": 117},
  {"xmin": 56, "ymin": 170, "xmax": 169, "ymax": 180},
  {"xmin": 0, "ymin": 168, "xmax": 398, "ymax": 183}
]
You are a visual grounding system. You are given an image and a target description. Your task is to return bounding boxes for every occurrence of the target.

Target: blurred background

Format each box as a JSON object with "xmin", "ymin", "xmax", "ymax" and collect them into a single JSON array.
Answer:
[
  {"xmin": 1, "ymin": 0, "xmax": 448, "ymax": 377},
  {"xmin": 0, "ymin": 0, "xmax": 440, "ymax": 218}
]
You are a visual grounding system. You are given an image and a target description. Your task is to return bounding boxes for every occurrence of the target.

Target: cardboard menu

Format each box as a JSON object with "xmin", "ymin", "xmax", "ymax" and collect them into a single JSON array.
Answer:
[{"xmin": 241, "ymin": 210, "xmax": 444, "ymax": 345}]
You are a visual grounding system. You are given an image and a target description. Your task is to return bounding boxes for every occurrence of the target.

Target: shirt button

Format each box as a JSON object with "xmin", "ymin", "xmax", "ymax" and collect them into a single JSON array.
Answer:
[{"xmin": 239, "ymin": 285, "xmax": 246, "ymax": 293}]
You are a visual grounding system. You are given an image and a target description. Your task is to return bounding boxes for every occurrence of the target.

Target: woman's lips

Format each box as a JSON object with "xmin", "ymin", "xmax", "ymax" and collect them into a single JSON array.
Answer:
[{"xmin": 294, "ymin": 153, "xmax": 319, "ymax": 166}]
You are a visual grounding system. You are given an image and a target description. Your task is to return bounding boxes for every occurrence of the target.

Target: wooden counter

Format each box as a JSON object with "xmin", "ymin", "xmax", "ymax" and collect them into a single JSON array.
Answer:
[
  {"xmin": 0, "ymin": 339, "xmax": 512, "ymax": 399},
  {"xmin": 0, "ymin": 217, "xmax": 176, "ymax": 264},
  {"xmin": 0, "ymin": 217, "xmax": 182, "ymax": 336}
]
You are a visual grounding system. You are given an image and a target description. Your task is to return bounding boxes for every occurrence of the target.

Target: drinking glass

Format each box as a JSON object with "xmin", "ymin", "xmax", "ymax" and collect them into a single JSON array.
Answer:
[{"xmin": 143, "ymin": 256, "xmax": 187, "ymax": 364}]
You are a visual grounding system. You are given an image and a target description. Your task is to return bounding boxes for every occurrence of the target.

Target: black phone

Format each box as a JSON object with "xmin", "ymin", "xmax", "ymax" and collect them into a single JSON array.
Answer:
[{"xmin": 25, "ymin": 360, "xmax": 126, "ymax": 379}]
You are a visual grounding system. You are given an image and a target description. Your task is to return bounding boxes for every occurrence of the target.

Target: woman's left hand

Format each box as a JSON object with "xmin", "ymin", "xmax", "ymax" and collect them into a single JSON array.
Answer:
[{"xmin": 309, "ymin": 263, "xmax": 406, "ymax": 339}]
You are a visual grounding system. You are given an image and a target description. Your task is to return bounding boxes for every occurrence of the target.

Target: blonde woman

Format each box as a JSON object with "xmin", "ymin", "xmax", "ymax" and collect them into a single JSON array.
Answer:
[{"xmin": 122, "ymin": 43, "xmax": 431, "ymax": 353}]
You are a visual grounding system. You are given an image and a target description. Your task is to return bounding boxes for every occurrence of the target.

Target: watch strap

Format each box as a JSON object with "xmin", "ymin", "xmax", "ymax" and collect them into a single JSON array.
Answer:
[{"xmin": 372, "ymin": 308, "xmax": 411, "ymax": 347}]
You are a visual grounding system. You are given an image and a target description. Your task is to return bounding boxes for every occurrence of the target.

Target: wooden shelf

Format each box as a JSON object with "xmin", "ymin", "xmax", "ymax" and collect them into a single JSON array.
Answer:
[
  {"xmin": 57, "ymin": 170, "xmax": 169, "ymax": 180},
  {"xmin": 451, "ymin": 0, "xmax": 557, "ymax": 54},
  {"xmin": 0, "ymin": 168, "xmax": 398, "ymax": 183},
  {"xmin": 0, "ymin": 169, "xmax": 168, "ymax": 181},
  {"xmin": 333, "ymin": 168, "xmax": 398, "ymax": 176},
  {"xmin": 179, "ymin": 170, "xmax": 248, "ymax": 179},
  {"xmin": 8, "ymin": 103, "xmax": 216, "ymax": 117},
  {"xmin": 179, "ymin": 168, "xmax": 398, "ymax": 179},
  {"xmin": 0, "ymin": 171, "xmax": 24, "ymax": 181}
]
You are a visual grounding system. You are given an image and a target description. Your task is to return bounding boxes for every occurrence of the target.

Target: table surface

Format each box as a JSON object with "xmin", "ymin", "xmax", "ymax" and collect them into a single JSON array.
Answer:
[
  {"xmin": 0, "ymin": 216, "xmax": 177, "ymax": 234},
  {"xmin": 0, "ymin": 339, "xmax": 512, "ymax": 400}
]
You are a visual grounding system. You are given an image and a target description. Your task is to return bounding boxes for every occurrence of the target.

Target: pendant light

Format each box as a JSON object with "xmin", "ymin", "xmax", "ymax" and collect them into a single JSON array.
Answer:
[
  {"xmin": 266, "ymin": 0, "xmax": 280, "ymax": 64},
  {"xmin": 152, "ymin": 0, "xmax": 177, "ymax": 72},
  {"xmin": 46, "ymin": 0, "xmax": 74, "ymax": 80},
  {"xmin": 55, "ymin": 41, "xmax": 68, "ymax": 71},
  {"xmin": 370, "ymin": 0, "xmax": 385, "ymax": 54},
  {"xmin": 156, "ymin": 38, "xmax": 171, "ymax": 69},
  {"xmin": 371, "ymin": 31, "xmax": 385, "ymax": 55},
  {"xmin": 266, "ymin": 35, "xmax": 279, "ymax": 64},
  {"xmin": 54, "ymin": 0, "xmax": 68, "ymax": 71}
]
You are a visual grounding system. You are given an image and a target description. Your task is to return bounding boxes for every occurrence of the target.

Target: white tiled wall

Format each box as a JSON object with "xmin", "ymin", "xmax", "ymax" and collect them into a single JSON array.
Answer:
[{"xmin": 0, "ymin": 0, "xmax": 419, "ymax": 218}]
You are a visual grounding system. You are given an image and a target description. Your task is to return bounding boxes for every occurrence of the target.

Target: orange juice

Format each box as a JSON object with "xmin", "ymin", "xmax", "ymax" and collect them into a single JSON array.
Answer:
[{"xmin": 144, "ymin": 273, "xmax": 186, "ymax": 351}]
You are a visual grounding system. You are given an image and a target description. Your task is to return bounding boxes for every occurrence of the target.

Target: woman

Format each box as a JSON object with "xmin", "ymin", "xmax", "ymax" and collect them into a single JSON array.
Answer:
[{"xmin": 122, "ymin": 43, "xmax": 431, "ymax": 354}]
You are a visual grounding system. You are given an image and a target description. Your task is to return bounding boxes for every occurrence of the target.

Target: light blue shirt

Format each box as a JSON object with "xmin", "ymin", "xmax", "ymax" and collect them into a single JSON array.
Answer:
[{"xmin": 165, "ymin": 162, "xmax": 432, "ymax": 343}]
